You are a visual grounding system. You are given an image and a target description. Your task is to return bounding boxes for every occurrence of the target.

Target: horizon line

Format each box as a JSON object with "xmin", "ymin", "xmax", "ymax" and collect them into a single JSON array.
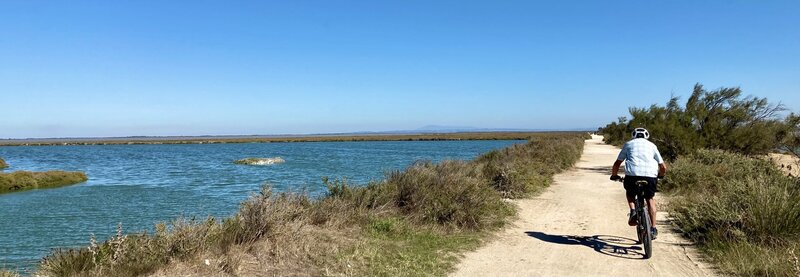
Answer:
[{"xmin": 0, "ymin": 128, "xmax": 596, "ymax": 141}]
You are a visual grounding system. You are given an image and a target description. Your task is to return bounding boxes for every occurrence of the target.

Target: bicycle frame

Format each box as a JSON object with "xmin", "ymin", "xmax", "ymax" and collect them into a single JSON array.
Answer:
[{"xmin": 633, "ymin": 180, "xmax": 653, "ymax": 259}]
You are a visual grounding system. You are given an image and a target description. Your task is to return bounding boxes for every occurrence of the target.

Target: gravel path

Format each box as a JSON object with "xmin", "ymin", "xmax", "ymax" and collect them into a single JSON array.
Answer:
[{"xmin": 451, "ymin": 135, "xmax": 718, "ymax": 277}]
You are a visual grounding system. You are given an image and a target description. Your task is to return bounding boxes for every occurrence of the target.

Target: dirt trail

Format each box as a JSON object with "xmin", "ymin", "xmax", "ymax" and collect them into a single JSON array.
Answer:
[{"xmin": 451, "ymin": 135, "xmax": 718, "ymax": 277}]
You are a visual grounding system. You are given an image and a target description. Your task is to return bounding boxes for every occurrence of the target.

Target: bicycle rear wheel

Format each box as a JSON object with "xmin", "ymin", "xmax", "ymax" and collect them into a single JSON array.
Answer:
[
  {"xmin": 635, "ymin": 206, "xmax": 644, "ymax": 243},
  {"xmin": 640, "ymin": 208, "xmax": 653, "ymax": 259},
  {"xmin": 637, "ymin": 225, "xmax": 644, "ymax": 243}
]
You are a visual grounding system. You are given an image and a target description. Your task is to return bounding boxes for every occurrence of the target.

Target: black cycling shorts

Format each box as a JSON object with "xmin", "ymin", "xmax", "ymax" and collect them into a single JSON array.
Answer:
[{"xmin": 623, "ymin": 176, "xmax": 658, "ymax": 199}]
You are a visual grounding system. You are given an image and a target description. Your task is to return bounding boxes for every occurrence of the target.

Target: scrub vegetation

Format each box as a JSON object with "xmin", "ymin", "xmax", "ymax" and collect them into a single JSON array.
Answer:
[
  {"xmin": 663, "ymin": 150, "xmax": 800, "ymax": 277},
  {"xmin": 30, "ymin": 132, "xmax": 587, "ymax": 277},
  {"xmin": 599, "ymin": 83, "xmax": 800, "ymax": 277},
  {"xmin": 0, "ymin": 170, "xmax": 88, "ymax": 194}
]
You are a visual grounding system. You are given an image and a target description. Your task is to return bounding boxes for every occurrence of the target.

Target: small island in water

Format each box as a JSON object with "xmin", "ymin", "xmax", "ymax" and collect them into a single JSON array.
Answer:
[
  {"xmin": 0, "ymin": 157, "xmax": 88, "ymax": 194},
  {"xmin": 234, "ymin": 157, "xmax": 286, "ymax": 165}
]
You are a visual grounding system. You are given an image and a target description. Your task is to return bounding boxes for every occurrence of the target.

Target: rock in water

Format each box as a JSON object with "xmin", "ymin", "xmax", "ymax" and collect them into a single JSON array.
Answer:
[{"xmin": 234, "ymin": 157, "xmax": 285, "ymax": 165}]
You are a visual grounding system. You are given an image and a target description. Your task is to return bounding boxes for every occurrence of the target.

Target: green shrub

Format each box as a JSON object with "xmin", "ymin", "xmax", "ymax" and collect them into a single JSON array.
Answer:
[
  {"xmin": 598, "ymin": 84, "xmax": 791, "ymax": 160},
  {"xmin": 385, "ymin": 160, "xmax": 513, "ymax": 230},
  {"xmin": 222, "ymin": 186, "xmax": 310, "ymax": 245},
  {"xmin": 665, "ymin": 150, "xmax": 800, "ymax": 276}
]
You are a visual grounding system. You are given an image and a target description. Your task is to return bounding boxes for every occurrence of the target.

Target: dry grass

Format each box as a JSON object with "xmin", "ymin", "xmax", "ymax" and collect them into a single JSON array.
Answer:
[
  {"xmin": 0, "ymin": 171, "xmax": 88, "ymax": 194},
  {"xmin": 30, "ymin": 132, "xmax": 588, "ymax": 277},
  {"xmin": 0, "ymin": 157, "xmax": 7, "ymax": 169},
  {"xmin": 0, "ymin": 270, "xmax": 20, "ymax": 277},
  {"xmin": 791, "ymin": 248, "xmax": 800, "ymax": 277}
]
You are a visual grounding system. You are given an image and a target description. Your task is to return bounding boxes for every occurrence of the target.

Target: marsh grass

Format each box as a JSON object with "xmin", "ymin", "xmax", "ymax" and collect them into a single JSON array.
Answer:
[
  {"xmin": 31, "ymin": 132, "xmax": 587, "ymax": 277},
  {"xmin": 355, "ymin": 217, "xmax": 484, "ymax": 277},
  {"xmin": 663, "ymin": 149, "xmax": 800, "ymax": 277},
  {"xmin": 0, "ymin": 270, "xmax": 20, "ymax": 277},
  {"xmin": 0, "ymin": 157, "xmax": 7, "ymax": 169},
  {"xmin": 0, "ymin": 171, "xmax": 88, "ymax": 194}
]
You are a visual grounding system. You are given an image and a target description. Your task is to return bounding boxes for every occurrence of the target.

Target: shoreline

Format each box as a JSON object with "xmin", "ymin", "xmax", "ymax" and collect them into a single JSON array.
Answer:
[
  {"xmin": 0, "ymin": 131, "xmax": 580, "ymax": 147},
  {"xmin": 27, "ymin": 133, "xmax": 588, "ymax": 276}
]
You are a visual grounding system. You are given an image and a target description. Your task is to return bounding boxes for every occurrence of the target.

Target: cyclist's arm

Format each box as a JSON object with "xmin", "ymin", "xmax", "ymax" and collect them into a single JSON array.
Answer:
[
  {"xmin": 613, "ymin": 145, "xmax": 628, "ymax": 177},
  {"xmin": 612, "ymin": 160, "xmax": 623, "ymax": 176},
  {"xmin": 654, "ymin": 147, "xmax": 666, "ymax": 177}
]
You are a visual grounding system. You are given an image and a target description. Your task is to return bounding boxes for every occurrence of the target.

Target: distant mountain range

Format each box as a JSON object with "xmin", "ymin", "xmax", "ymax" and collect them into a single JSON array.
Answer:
[
  {"xmin": 338, "ymin": 125, "xmax": 597, "ymax": 135},
  {"xmin": 348, "ymin": 125, "xmax": 594, "ymax": 134}
]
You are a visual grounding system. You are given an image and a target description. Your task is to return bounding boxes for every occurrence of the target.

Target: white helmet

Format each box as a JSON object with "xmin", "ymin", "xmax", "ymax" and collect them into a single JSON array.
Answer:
[{"xmin": 632, "ymin": 128, "xmax": 650, "ymax": 139}]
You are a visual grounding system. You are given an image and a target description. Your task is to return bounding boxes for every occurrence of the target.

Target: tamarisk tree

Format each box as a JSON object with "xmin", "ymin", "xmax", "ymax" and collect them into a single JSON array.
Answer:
[{"xmin": 599, "ymin": 83, "xmax": 791, "ymax": 160}]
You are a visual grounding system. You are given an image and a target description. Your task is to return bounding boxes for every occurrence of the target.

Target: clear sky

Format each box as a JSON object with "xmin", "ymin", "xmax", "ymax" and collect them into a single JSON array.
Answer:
[{"xmin": 1, "ymin": 1, "xmax": 798, "ymax": 138}]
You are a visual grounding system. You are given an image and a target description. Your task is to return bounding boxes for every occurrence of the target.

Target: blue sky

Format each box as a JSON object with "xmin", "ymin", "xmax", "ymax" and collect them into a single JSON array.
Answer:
[{"xmin": 1, "ymin": 1, "xmax": 798, "ymax": 138}]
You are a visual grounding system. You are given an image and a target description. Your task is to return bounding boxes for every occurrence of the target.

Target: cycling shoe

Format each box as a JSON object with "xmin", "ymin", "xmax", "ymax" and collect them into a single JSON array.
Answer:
[{"xmin": 628, "ymin": 212, "xmax": 638, "ymax": 226}]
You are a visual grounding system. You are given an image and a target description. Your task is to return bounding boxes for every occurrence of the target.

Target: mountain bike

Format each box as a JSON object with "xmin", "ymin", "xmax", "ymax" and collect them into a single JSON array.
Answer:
[{"xmin": 614, "ymin": 177, "xmax": 653, "ymax": 259}]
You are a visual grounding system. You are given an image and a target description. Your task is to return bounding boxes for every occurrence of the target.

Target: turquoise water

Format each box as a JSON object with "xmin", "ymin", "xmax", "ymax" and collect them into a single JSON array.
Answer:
[{"xmin": 0, "ymin": 140, "xmax": 521, "ymax": 270}]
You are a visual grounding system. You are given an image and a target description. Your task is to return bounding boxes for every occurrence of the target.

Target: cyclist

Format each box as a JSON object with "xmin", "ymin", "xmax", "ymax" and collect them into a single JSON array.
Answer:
[{"xmin": 610, "ymin": 128, "xmax": 666, "ymax": 239}]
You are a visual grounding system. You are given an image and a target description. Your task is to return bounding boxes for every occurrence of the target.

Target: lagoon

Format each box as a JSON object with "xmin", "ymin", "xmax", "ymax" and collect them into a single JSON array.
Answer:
[{"xmin": 0, "ymin": 140, "xmax": 521, "ymax": 270}]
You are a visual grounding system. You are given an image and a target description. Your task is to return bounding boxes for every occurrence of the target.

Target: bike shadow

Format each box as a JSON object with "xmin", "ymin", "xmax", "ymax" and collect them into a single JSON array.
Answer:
[
  {"xmin": 524, "ymin": 231, "xmax": 646, "ymax": 259},
  {"xmin": 574, "ymin": 165, "xmax": 614, "ymax": 174}
]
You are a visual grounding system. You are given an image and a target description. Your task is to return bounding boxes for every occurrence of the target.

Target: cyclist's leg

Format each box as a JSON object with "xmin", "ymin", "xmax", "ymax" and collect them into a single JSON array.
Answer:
[
  {"xmin": 644, "ymin": 177, "xmax": 659, "ymax": 238},
  {"xmin": 623, "ymin": 178, "xmax": 638, "ymax": 226},
  {"xmin": 627, "ymin": 195, "xmax": 635, "ymax": 209},
  {"xmin": 646, "ymin": 177, "xmax": 658, "ymax": 225},
  {"xmin": 623, "ymin": 178, "xmax": 636, "ymax": 209}
]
